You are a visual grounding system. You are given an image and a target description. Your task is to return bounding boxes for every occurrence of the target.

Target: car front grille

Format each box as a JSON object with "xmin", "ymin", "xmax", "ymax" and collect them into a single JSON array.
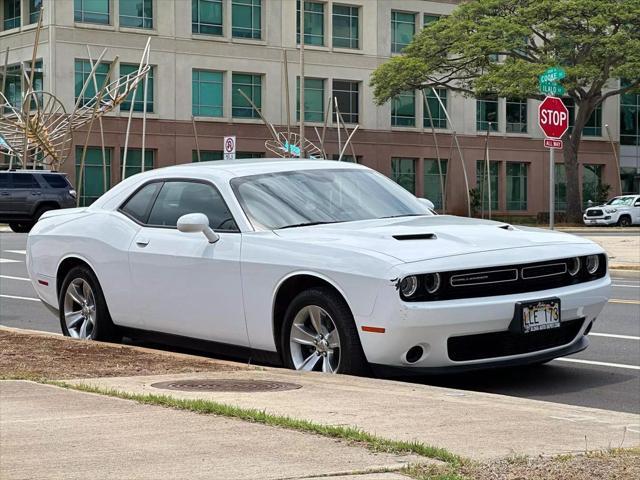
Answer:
[
  {"xmin": 586, "ymin": 209, "xmax": 603, "ymax": 217},
  {"xmin": 447, "ymin": 318, "xmax": 584, "ymax": 361}
]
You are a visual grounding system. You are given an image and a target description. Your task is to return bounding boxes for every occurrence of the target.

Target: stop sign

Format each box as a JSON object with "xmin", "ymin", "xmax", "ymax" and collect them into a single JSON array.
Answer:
[{"xmin": 538, "ymin": 96, "xmax": 569, "ymax": 139}]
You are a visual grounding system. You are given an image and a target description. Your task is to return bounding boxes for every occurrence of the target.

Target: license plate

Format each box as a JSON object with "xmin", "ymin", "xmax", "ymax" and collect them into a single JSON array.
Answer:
[{"xmin": 517, "ymin": 298, "xmax": 561, "ymax": 333}]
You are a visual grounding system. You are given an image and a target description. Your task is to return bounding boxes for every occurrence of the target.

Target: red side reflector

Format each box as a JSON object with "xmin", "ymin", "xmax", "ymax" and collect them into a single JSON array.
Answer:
[
  {"xmin": 38, "ymin": 280, "xmax": 49, "ymax": 286},
  {"xmin": 361, "ymin": 326, "xmax": 385, "ymax": 334}
]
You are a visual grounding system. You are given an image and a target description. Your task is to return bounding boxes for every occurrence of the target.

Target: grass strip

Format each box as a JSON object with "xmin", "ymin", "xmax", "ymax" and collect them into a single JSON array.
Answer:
[{"xmin": 47, "ymin": 380, "xmax": 463, "ymax": 466}]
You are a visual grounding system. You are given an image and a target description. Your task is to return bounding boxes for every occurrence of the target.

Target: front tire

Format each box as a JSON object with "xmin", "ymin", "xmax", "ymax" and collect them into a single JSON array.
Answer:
[
  {"xmin": 617, "ymin": 215, "xmax": 632, "ymax": 227},
  {"xmin": 58, "ymin": 266, "xmax": 118, "ymax": 341},
  {"xmin": 281, "ymin": 287, "xmax": 369, "ymax": 375}
]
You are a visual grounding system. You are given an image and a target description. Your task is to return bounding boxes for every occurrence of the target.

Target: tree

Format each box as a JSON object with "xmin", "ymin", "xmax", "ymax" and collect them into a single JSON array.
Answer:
[{"xmin": 370, "ymin": 0, "xmax": 640, "ymax": 222}]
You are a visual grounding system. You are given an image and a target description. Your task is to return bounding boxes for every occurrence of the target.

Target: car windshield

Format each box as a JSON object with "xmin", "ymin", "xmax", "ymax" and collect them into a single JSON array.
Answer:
[
  {"xmin": 231, "ymin": 168, "xmax": 429, "ymax": 230},
  {"xmin": 605, "ymin": 196, "xmax": 634, "ymax": 206}
]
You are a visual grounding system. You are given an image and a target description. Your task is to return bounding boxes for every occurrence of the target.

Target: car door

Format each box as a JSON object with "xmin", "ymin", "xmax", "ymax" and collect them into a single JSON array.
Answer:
[
  {"xmin": 634, "ymin": 197, "xmax": 640, "ymax": 224},
  {"xmin": 10, "ymin": 173, "xmax": 40, "ymax": 217},
  {"xmin": 0, "ymin": 173, "xmax": 12, "ymax": 215},
  {"xmin": 125, "ymin": 179, "xmax": 248, "ymax": 346}
]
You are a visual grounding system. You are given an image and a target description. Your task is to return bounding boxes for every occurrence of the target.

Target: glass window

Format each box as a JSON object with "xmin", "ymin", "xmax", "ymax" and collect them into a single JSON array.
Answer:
[
  {"xmin": 333, "ymin": 80, "xmax": 359, "ymax": 124},
  {"xmin": 74, "ymin": 59, "xmax": 110, "ymax": 106},
  {"xmin": 232, "ymin": 73, "xmax": 262, "ymax": 118},
  {"xmin": 121, "ymin": 149, "xmax": 154, "ymax": 178},
  {"xmin": 237, "ymin": 152, "xmax": 265, "ymax": 158},
  {"xmin": 423, "ymin": 88, "xmax": 447, "ymax": 129},
  {"xmin": 392, "ymin": 91, "xmax": 415, "ymax": 127},
  {"xmin": 296, "ymin": 1, "xmax": 324, "ymax": 46},
  {"xmin": 120, "ymin": 64, "xmax": 154, "ymax": 112},
  {"xmin": 193, "ymin": 0, "xmax": 223, "ymax": 35},
  {"xmin": 74, "ymin": 0, "xmax": 110, "ymax": 24},
  {"xmin": 42, "ymin": 174, "xmax": 71, "ymax": 189},
  {"xmin": 147, "ymin": 181, "xmax": 238, "ymax": 231},
  {"xmin": 620, "ymin": 167, "xmax": 638, "ymax": 194},
  {"xmin": 192, "ymin": 150, "xmax": 223, "ymax": 162},
  {"xmin": 562, "ymin": 97, "xmax": 575, "ymax": 133},
  {"xmin": 477, "ymin": 96, "xmax": 499, "ymax": 131},
  {"xmin": 423, "ymin": 159, "xmax": 447, "ymax": 210},
  {"xmin": 3, "ymin": 0, "xmax": 20, "ymax": 29},
  {"xmin": 391, "ymin": 11, "xmax": 415, "ymax": 53},
  {"xmin": 232, "ymin": 0, "xmax": 261, "ymax": 39},
  {"xmin": 506, "ymin": 98, "xmax": 527, "ymax": 133},
  {"xmin": 75, "ymin": 147, "xmax": 112, "ymax": 206},
  {"xmin": 583, "ymin": 104, "xmax": 602, "ymax": 137},
  {"xmin": 29, "ymin": 0, "xmax": 43, "ymax": 24},
  {"xmin": 297, "ymin": 77, "xmax": 324, "ymax": 122},
  {"xmin": 3, "ymin": 64, "xmax": 22, "ymax": 109},
  {"xmin": 391, "ymin": 158, "xmax": 416, "ymax": 194},
  {"xmin": 120, "ymin": 0, "xmax": 153, "ymax": 29},
  {"xmin": 582, "ymin": 164, "xmax": 603, "ymax": 206},
  {"xmin": 555, "ymin": 164, "xmax": 566, "ymax": 211},
  {"xmin": 121, "ymin": 182, "xmax": 162, "ymax": 223},
  {"xmin": 0, "ymin": 174, "xmax": 10, "ymax": 188},
  {"xmin": 332, "ymin": 4, "xmax": 358, "ymax": 49},
  {"xmin": 331, "ymin": 154, "xmax": 360, "ymax": 163},
  {"xmin": 192, "ymin": 70, "xmax": 223, "ymax": 117},
  {"xmin": 620, "ymin": 79, "xmax": 639, "ymax": 146},
  {"xmin": 423, "ymin": 14, "xmax": 439, "ymax": 27},
  {"xmin": 476, "ymin": 160, "xmax": 499, "ymax": 211},
  {"xmin": 506, "ymin": 162, "xmax": 527, "ymax": 210},
  {"xmin": 11, "ymin": 173, "xmax": 39, "ymax": 188}
]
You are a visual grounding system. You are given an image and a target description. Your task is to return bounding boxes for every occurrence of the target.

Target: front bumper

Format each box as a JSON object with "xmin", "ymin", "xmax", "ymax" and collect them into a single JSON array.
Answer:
[
  {"xmin": 357, "ymin": 275, "xmax": 610, "ymax": 370},
  {"xmin": 583, "ymin": 216, "xmax": 616, "ymax": 225}
]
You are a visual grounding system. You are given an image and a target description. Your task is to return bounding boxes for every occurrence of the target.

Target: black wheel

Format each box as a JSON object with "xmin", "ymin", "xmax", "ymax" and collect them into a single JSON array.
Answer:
[
  {"xmin": 617, "ymin": 215, "xmax": 632, "ymax": 227},
  {"xmin": 58, "ymin": 265, "xmax": 118, "ymax": 341},
  {"xmin": 9, "ymin": 222, "xmax": 33, "ymax": 233},
  {"xmin": 281, "ymin": 287, "xmax": 369, "ymax": 375}
]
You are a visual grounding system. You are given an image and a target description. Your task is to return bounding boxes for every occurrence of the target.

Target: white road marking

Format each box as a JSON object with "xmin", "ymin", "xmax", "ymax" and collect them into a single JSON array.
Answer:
[
  {"xmin": 0, "ymin": 258, "xmax": 20, "ymax": 263},
  {"xmin": 0, "ymin": 275, "xmax": 31, "ymax": 282},
  {"xmin": 555, "ymin": 358, "xmax": 640, "ymax": 371},
  {"xmin": 612, "ymin": 284, "xmax": 640, "ymax": 288},
  {"xmin": 0, "ymin": 294, "xmax": 40, "ymax": 302},
  {"xmin": 4, "ymin": 250, "xmax": 26, "ymax": 255},
  {"xmin": 590, "ymin": 332, "xmax": 640, "ymax": 341},
  {"xmin": 609, "ymin": 299, "xmax": 640, "ymax": 305}
]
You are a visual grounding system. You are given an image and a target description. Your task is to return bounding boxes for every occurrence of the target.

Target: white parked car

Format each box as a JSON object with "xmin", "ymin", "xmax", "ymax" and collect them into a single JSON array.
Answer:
[
  {"xmin": 583, "ymin": 195, "xmax": 640, "ymax": 227},
  {"xmin": 27, "ymin": 160, "xmax": 611, "ymax": 375}
]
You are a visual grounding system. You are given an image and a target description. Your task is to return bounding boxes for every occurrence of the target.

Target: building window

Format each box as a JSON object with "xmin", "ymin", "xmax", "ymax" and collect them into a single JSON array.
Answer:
[
  {"xmin": 391, "ymin": 91, "xmax": 415, "ymax": 127},
  {"xmin": 28, "ymin": 0, "xmax": 42, "ymax": 24},
  {"xmin": 3, "ymin": 0, "xmax": 20, "ymax": 29},
  {"xmin": 391, "ymin": 11, "xmax": 415, "ymax": 53},
  {"xmin": 232, "ymin": 73, "xmax": 262, "ymax": 118},
  {"xmin": 424, "ymin": 88, "xmax": 447, "ymax": 129},
  {"xmin": 582, "ymin": 164, "xmax": 603, "ymax": 206},
  {"xmin": 75, "ymin": 147, "xmax": 112, "ymax": 206},
  {"xmin": 237, "ymin": 152, "xmax": 265, "ymax": 158},
  {"xmin": 193, "ymin": 0, "xmax": 223, "ymax": 35},
  {"xmin": 25, "ymin": 60, "xmax": 43, "ymax": 108},
  {"xmin": 391, "ymin": 158, "xmax": 416, "ymax": 194},
  {"xmin": 423, "ymin": 14, "xmax": 439, "ymax": 27},
  {"xmin": 332, "ymin": 80, "xmax": 358, "ymax": 124},
  {"xmin": 74, "ymin": 0, "xmax": 110, "ymax": 24},
  {"xmin": 620, "ymin": 167, "xmax": 637, "ymax": 194},
  {"xmin": 506, "ymin": 98, "xmax": 527, "ymax": 133},
  {"xmin": 555, "ymin": 164, "xmax": 567, "ymax": 211},
  {"xmin": 620, "ymin": 79, "xmax": 639, "ymax": 146},
  {"xmin": 120, "ymin": 64, "xmax": 154, "ymax": 112},
  {"xmin": 506, "ymin": 162, "xmax": 527, "ymax": 210},
  {"xmin": 192, "ymin": 70, "xmax": 223, "ymax": 117},
  {"xmin": 477, "ymin": 96, "xmax": 499, "ymax": 131},
  {"xmin": 562, "ymin": 98, "xmax": 575, "ymax": 133},
  {"xmin": 74, "ymin": 59, "xmax": 110, "ymax": 106},
  {"xmin": 121, "ymin": 149, "xmax": 154, "ymax": 178},
  {"xmin": 297, "ymin": 77, "xmax": 324, "ymax": 122},
  {"xmin": 583, "ymin": 104, "xmax": 602, "ymax": 137},
  {"xmin": 120, "ymin": 0, "xmax": 153, "ymax": 29},
  {"xmin": 232, "ymin": 0, "xmax": 261, "ymax": 39},
  {"xmin": 423, "ymin": 159, "xmax": 447, "ymax": 210},
  {"xmin": 296, "ymin": 1, "xmax": 324, "ymax": 46},
  {"xmin": 332, "ymin": 154, "xmax": 360, "ymax": 163},
  {"xmin": 332, "ymin": 4, "xmax": 358, "ymax": 49},
  {"xmin": 2, "ymin": 64, "xmax": 21, "ymax": 108},
  {"xmin": 192, "ymin": 150, "xmax": 223, "ymax": 162},
  {"xmin": 476, "ymin": 160, "xmax": 499, "ymax": 211}
]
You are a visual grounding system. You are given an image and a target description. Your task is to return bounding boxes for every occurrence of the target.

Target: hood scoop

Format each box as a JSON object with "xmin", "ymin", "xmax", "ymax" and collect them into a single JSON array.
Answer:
[
  {"xmin": 392, "ymin": 233, "xmax": 437, "ymax": 241},
  {"xmin": 499, "ymin": 224, "xmax": 514, "ymax": 231}
]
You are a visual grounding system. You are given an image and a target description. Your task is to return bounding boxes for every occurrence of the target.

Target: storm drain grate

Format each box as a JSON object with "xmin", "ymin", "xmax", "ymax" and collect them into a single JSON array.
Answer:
[{"xmin": 150, "ymin": 379, "xmax": 302, "ymax": 393}]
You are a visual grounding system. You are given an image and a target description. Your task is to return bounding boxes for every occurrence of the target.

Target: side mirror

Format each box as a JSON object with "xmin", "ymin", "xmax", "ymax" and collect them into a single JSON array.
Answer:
[
  {"xmin": 417, "ymin": 197, "xmax": 435, "ymax": 211},
  {"xmin": 177, "ymin": 213, "xmax": 219, "ymax": 243}
]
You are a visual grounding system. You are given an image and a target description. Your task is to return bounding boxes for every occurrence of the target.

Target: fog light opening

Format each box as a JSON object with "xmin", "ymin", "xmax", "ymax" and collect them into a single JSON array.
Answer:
[
  {"xmin": 405, "ymin": 345, "xmax": 424, "ymax": 364},
  {"xmin": 584, "ymin": 321, "xmax": 594, "ymax": 336}
]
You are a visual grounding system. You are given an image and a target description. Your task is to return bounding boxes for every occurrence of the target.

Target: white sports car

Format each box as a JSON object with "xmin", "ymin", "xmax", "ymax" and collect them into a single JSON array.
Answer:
[{"xmin": 27, "ymin": 159, "xmax": 611, "ymax": 375}]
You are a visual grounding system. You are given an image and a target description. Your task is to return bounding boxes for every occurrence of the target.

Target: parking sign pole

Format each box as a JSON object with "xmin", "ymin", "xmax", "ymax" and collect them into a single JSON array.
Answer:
[{"xmin": 549, "ymin": 147, "xmax": 555, "ymax": 230}]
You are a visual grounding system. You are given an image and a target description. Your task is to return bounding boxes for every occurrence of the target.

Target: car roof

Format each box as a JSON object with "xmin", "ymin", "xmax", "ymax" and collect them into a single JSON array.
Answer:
[{"xmin": 174, "ymin": 158, "xmax": 366, "ymax": 177}]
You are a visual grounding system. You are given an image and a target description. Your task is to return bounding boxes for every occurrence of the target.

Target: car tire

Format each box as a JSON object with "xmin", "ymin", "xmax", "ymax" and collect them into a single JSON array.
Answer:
[
  {"xmin": 58, "ymin": 265, "xmax": 119, "ymax": 341},
  {"xmin": 8, "ymin": 223, "xmax": 33, "ymax": 233},
  {"xmin": 617, "ymin": 215, "xmax": 632, "ymax": 227},
  {"xmin": 281, "ymin": 287, "xmax": 369, "ymax": 375}
]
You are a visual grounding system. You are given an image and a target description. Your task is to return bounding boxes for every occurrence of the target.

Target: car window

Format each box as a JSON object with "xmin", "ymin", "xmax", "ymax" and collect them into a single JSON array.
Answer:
[
  {"xmin": 147, "ymin": 181, "xmax": 238, "ymax": 231},
  {"xmin": 0, "ymin": 174, "xmax": 10, "ymax": 189},
  {"xmin": 120, "ymin": 182, "xmax": 163, "ymax": 223},
  {"xmin": 11, "ymin": 173, "xmax": 39, "ymax": 188},
  {"xmin": 41, "ymin": 174, "xmax": 71, "ymax": 189}
]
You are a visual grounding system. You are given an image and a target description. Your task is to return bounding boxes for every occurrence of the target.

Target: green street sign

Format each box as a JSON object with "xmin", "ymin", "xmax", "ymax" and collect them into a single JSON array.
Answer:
[
  {"xmin": 539, "ymin": 67, "xmax": 566, "ymax": 83},
  {"xmin": 539, "ymin": 81, "xmax": 566, "ymax": 96}
]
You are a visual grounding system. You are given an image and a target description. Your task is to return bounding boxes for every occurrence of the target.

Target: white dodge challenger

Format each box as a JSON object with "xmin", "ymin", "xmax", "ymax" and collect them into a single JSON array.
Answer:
[{"xmin": 27, "ymin": 159, "xmax": 611, "ymax": 375}]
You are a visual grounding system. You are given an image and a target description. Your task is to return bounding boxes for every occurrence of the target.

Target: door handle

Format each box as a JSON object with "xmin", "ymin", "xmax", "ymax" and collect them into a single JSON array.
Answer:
[
  {"xmin": 31, "ymin": 192, "xmax": 42, "ymax": 196},
  {"xmin": 0, "ymin": 192, "xmax": 9, "ymax": 196},
  {"xmin": 136, "ymin": 238, "xmax": 150, "ymax": 247}
]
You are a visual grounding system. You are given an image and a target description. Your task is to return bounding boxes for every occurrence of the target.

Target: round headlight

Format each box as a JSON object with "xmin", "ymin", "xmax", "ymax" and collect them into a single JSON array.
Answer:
[
  {"xmin": 400, "ymin": 275, "xmax": 418, "ymax": 298},
  {"xmin": 567, "ymin": 257, "xmax": 581, "ymax": 276},
  {"xmin": 424, "ymin": 273, "xmax": 441, "ymax": 294},
  {"xmin": 586, "ymin": 255, "xmax": 600, "ymax": 275}
]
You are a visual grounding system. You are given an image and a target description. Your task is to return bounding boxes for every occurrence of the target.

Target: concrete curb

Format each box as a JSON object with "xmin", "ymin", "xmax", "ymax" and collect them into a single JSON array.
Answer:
[{"xmin": 610, "ymin": 269, "xmax": 640, "ymax": 279}]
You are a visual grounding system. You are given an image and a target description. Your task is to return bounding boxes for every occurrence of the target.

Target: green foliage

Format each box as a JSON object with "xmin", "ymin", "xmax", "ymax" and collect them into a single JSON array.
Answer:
[{"xmin": 469, "ymin": 188, "xmax": 483, "ymax": 216}]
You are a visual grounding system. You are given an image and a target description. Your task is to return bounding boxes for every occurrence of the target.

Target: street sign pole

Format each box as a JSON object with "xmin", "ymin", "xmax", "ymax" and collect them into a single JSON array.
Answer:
[{"xmin": 549, "ymin": 147, "xmax": 555, "ymax": 230}]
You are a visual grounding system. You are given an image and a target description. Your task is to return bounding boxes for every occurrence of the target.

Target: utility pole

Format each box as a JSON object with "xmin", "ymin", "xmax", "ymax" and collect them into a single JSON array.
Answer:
[{"xmin": 299, "ymin": 1, "xmax": 305, "ymax": 158}]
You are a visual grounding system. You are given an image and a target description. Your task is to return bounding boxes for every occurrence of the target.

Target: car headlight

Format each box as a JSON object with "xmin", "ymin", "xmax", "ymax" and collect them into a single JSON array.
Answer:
[
  {"xmin": 399, "ymin": 275, "xmax": 418, "ymax": 298},
  {"xmin": 567, "ymin": 257, "xmax": 581, "ymax": 276},
  {"xmin": 605, "ymin": 208, "xmax": 617, "ymax": 213},
  {"xmin": 585, "ymin": 255, "xmax": 600, "ymax": 275},
  {"xmin": 424, "ymin": 273, "xmax": 441, "ymax": 294}
]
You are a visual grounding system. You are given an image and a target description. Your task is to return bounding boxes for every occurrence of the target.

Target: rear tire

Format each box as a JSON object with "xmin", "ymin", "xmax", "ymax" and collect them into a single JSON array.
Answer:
[
  {"xmin": 9, "ymin": 222, "xmax": 33, "ymax": 233},
  {"xmin": 35, "ymin": 205, "xmax": 55, "ymax": 221},
  {"xmin": 281, "ymin": 287, "xmax": 369, "ymax": 376},
  {"xmin": 617, "ymin": 215, "xmax": 632, "ymax": 227}
]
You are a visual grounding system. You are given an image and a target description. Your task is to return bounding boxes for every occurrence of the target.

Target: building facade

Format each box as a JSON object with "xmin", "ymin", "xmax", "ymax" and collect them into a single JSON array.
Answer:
[{"xmin": 1, "ymin": 0, "xmax": 638, "ymax": 214}]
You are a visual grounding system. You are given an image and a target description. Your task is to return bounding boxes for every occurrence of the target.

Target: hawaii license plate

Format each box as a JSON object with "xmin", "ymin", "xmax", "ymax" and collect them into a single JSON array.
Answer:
[{"xmin": 517, "ymin": 298, "xmax": 561, "ymax": 334}]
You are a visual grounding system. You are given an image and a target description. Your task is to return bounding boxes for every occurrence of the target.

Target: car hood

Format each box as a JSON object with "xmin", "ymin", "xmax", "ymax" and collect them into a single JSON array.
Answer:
[{"xmin": 274, "ymin": 215, "xmax": 593, "ymax": 263}]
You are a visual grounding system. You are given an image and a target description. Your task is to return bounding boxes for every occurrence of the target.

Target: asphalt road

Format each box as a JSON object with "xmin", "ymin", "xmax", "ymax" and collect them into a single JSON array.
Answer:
[{"xmin": 1, "ymin": 231, "xmax": 638, "ymax": 414}]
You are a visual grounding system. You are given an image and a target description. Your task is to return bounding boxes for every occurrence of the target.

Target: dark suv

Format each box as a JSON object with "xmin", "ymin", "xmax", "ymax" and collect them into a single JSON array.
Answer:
[{"xmin": 0, "ymin": 170, "xmax": 76, "ymax": 232}]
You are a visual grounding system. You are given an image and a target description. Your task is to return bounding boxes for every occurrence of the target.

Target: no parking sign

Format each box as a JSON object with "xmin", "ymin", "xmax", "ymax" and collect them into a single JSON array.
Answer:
[{"xmin": 224, "ymin": 136, "xmax": 236, "ymax": 160}]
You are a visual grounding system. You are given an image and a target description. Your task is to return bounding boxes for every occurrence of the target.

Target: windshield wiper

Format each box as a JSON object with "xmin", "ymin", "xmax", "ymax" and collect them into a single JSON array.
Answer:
[{"xmin": 278, "ymin": 220, "xmax": 343, "ymax": 229}]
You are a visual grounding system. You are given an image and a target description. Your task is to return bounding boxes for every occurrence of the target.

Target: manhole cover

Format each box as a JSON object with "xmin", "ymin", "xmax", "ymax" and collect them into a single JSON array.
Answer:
[{"xmin": 150, "ymin": 379, "xmax": 302, "ymax": 393}]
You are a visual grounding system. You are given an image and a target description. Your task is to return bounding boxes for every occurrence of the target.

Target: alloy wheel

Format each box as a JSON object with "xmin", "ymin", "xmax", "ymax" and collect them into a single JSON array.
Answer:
[
  {"xmin": 63, "ymin": 278, "xmax": 96, "ymax": 339},
  {"xmin": 289, "ymin": 305, "xmax": 341, "ymax": 373}
]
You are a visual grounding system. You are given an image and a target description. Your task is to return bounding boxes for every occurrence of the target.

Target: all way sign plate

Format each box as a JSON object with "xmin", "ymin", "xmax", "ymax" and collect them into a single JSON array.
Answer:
[{"xmin": 544, "ymin": 138, "xmax": 563, "ymax": 149}]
